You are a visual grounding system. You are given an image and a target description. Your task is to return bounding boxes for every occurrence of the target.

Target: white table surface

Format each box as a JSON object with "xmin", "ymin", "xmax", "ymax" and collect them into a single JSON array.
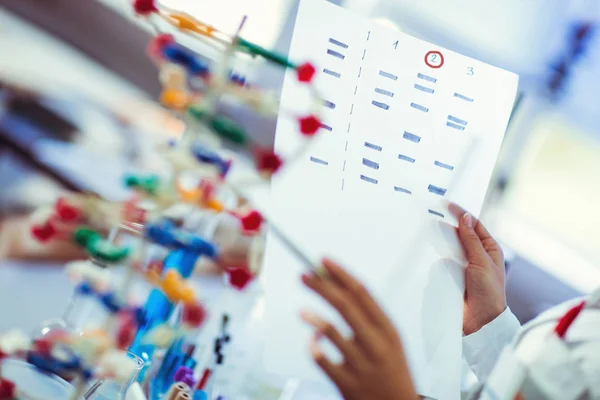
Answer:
[{"xmin": 0, "ymin": 260, "xmax": 74, "ymax": 333}]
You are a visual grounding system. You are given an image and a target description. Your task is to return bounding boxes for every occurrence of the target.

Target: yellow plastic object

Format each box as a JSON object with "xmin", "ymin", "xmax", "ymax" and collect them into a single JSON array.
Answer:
[
  {"xmin": 205, "ymin": 198, "xmax": 224, "ymax": 212},
  {"xmin": 161, "ymin": 270, "xmax": 195, "ymax": 304},
  {"xmin": 175, "ymin": 181, "xmax": 224, "ymax": 211},
  {"xmin": 160, "ymin": 89, "xmax": 189, "ymax": 111},
  {"xmin": 168, "ymin": 12, "xmax": 217, "ymax": 38},
  {"xmin": 176, "ymin": 185, "xmax": 201, "ymax": 204}
]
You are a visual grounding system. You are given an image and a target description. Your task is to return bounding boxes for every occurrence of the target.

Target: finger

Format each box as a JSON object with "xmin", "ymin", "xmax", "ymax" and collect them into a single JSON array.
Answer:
[
  {"xmin": 321, "ymin": 258, "xmax": 398, "ymax": 338},
  {"xmin": 447, "ymin": 203, "xmax": 490, "ymax": 239},
  {"xmin": 300, "ymin": 309, "xmax": 365, "ymax": 368},
  {"xmin": 479, "ymin": 233, "xmax": 504, "ymax": 268},
  {"xmin": 457, "ymin": 211, "xmax": 490, "ymax": 267},
  {"xmin": 469, "ymin": 216, "xmax": 504, "ymax": 268},
  {"xmin": 302, "ymin": 273, "xmax": 381, "ymax": 349},
  {"xmin": 309, "ymin": 333, "xmax": 352, "ymax": 388},
  {"xmin": 448, "ymin": 202, "xmax": 469, "ymax": 221},
  {"xmin": 449, "ymin": 203, "xmax": 504, "ymax": 267}
]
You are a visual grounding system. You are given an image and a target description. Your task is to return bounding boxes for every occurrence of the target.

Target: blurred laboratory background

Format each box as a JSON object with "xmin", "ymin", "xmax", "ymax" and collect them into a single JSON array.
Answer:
[{"xmin": 0, "ymin": 0, "xmax": 598, "ymax": 393}]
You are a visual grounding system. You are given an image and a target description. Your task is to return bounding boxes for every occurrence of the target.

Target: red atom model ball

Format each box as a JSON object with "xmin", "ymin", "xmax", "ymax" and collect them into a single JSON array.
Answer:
[
  {"xmin": 256, "ymin": 151, "xmax": 283, "ymax": 174},
  {"xmin": 299, "ymin": 115, "xmax": 321, "ymax": 136},
  {"xmin": 227, "ymin": 268, "xmax": 253, "ymax": 290},
  {"xmin": 0, "ymin": 379, "xmax": 16, "ymax": 400},
  {"xmin": 33, "ymin": 339, "xmax": 53, "ymax": 357},
  {"xmin": 133, "ymin": 0, "xmax": 158, "ymax": 16},
  {"xmin": 296, "ymin": 62, "xmax": 316, "ymax": 83},
  {"xmin": 31, "ymin": 223, "xmax": 56, "ymax": 242},
  {"xmin": 117, "ymin": 319, "xmax": 137, "ymax": 349},
  {"xmin": 182, "ymin": 303, "xmax": 207, "ymax": 328},
  {"xmin": 240, "ymin": 210, "xmax": 263, "ymax": 232},
  {"xmin": 55, "ymin": 198, "xmax": 81, "ymax": 222}
]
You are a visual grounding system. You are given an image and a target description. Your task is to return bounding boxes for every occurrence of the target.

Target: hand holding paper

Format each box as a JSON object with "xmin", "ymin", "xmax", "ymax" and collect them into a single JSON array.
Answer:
[
  {"xmin": 448, "ymin": 203, "xmax": 508, "ymax": 335},
  {"xmin": 301, "ymin": 258, "xmax": 419, "ymax": 400}
]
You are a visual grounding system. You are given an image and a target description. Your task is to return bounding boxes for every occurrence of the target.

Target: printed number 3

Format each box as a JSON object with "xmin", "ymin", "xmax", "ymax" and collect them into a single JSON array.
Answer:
[{"xmin": 467, "ymin": 67, "xmax": 474, "ymax": 76}]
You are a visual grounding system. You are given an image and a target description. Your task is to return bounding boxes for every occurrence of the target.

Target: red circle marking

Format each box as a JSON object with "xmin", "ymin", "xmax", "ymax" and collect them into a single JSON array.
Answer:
[{"xmin": 425, "ymin": 50, "xmax": 444, "ymax": 69}]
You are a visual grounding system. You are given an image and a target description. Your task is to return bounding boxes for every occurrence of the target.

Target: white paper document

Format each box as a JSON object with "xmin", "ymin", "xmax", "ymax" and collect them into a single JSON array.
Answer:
[{"xmin": 261, "ymin": 1, "xmax": 519, "ymax": 399}]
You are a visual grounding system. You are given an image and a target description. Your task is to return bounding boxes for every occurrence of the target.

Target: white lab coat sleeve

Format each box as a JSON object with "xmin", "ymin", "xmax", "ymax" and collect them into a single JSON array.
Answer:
[{"xmin": 462, "ymin": 306, "xmax": 521, "ymax": 382}]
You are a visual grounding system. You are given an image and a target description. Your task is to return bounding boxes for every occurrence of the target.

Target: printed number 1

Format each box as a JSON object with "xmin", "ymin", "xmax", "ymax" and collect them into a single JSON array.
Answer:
[
  {"xmin": 393, "ymin": 40, "xmax": 399, "ymax": 49},
  {"xmin": 467, "ymin": 67, "xmax": 474, "ymax": 76}
]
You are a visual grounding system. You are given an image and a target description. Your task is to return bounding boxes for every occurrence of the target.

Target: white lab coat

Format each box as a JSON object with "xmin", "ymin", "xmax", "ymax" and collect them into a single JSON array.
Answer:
[
  {"xmin": 463, "ymin": 305, "xmax": 521, "ymax": 382},
  {"xmin": 463, "ymin": 297, "xmax": 600, "ymax": 399}
]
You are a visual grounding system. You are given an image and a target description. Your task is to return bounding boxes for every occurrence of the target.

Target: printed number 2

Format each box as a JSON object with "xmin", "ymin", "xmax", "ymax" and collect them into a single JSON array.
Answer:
[
  {"xmin": 393, "ymin": 40, "xmax": 399, "ymax": 49},
  {"xmin": 467, "ymin": 67, "xmax": 474, "ymax": 76}
]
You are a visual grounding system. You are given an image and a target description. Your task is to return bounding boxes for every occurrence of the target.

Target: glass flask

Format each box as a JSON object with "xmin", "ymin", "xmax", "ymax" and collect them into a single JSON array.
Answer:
[
  {"xmin": 83, "ymin": 351, "xmax": 145, "ymax": 400},
  {"xmin": 32, "ymin": 289, "xmax": 103, "ymax": 341},
  {"xmin": 32, "ymin": 225, "xmax": 123, "ymax": 342}
]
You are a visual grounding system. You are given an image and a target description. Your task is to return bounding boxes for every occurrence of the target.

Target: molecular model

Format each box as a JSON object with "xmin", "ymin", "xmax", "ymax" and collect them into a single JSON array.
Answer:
[{"xmin": 0, "ymin": 0, "xmax": 323, "ymax": 399}]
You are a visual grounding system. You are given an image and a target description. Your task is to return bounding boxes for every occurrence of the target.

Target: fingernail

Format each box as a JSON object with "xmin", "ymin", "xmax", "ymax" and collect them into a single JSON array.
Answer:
[
  {"xmin": 300, "ymin": 310, "xmax": 320, "ymax": 327},
  {"xmin": 300, "ymin": 309, "xmax": 314, "ymax": 322},
  {"xmin": 463, "ymin": 213, "xmax": 473, "ymax": 228},
  {"xmin": 322, "ymin": 257, "xmax": 338, "ymax": 270},
  {"xmin": 322, "ymin": 263, "xmax": 336, "ymax": 275}
]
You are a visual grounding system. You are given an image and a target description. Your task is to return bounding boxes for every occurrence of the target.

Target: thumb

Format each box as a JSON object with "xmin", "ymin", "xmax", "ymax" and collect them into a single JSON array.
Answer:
[{"xmin": 457, "ymin": 212, "xmax": 488, "ymax": 266}]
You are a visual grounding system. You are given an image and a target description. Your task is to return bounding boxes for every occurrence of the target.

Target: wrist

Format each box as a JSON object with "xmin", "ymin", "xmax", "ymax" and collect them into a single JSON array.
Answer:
[{"xmin": 463, "ymin": 303, "xmax": 506, "ymax": 336}]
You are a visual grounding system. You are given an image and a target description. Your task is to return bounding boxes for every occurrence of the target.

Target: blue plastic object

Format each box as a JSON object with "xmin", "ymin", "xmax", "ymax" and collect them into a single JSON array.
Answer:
[
  {"xmin": 145, "ymin": 219, "xmax": 218, "ymax": 257},
  {"xmin": 100, "ymin": 292, "xmax": 122, "ymax": 313},
  {"xmin": 129, "ymin": 250, "xmax": 200, "ymax": 382},
  {"xmin": 76, "ymin": 283, "xmax": 125, "ymax": 314},
  {"xmin": 192, "ymin": 144, "xmax": 231, "ymax": 177},
  {"xmin": 149, "ymin": 337, "xmax": 185, "ymax": 400},
  {"xmin": 27, "ymin": 351, "xmax": 82, "ymax": 377},
  {"xmin": 162, "ymin": 44, "xmax": 209, "ymax": 76},
  {"xmin": 133, "ymin": 307, "xmax": 148, "ymax": 326},
  {"xmin": 75, "ymin": 282, "xmax": 93, "ymax": 295},
  {"xmin": 229, "ymin": 73, "xmax": 246, "ymax": 86},
  {"xmin": 193, "ymin": 391, "xmax": 209, "ymax": 400}
]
